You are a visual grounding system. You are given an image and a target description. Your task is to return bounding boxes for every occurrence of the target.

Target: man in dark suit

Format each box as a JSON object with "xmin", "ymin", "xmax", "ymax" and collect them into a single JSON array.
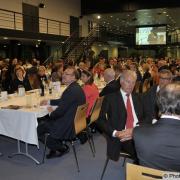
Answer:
[
  {"xmin": 38, "ymin": 67, "xmax": 86, "ymax": 159},
  {"xmin": 133, "ymin": 82, "xmax": 180, "ymax": 171},
  {"xmin": 97, "ymin": 70, "xmax": 145, "ymax": 161},
  {"xmin": 143, "ymin": 69, "xmax": 172, "ymax": 123},
  {"xmin": 99, "ymin": 68, "xmax": 120, "ymax": 97}
]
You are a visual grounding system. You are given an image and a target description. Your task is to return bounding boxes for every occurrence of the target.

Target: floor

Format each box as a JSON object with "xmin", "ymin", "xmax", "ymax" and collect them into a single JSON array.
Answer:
[{"xmin": 0, "ymin": 133, "xmax": 131, "ymax": 180}]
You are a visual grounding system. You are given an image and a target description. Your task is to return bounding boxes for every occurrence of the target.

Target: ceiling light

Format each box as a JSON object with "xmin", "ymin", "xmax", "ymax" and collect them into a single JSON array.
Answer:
[
  {"xmin": 37, "ymin": 39, "xmax": 41, "ymax": 42},
  {"xmin": 166, "ymin": 14, "xmax": 169, "ymax": 16},
  {"xmin": 17, "ymin": 43, "xmax": 21, "ymax": 46},
  {"xmin": 3, "ymin": 37, "xmax": 8, "ymax": 40},
  {"xmin": 110, "ymin": 15, "xmax": 113, "ymax": 18},
  {"xmin": 39, "ymin": 3, "xmax": 45, "ymax": 8},
  {"xmin": 3, "ymin": 45, "xmax": 6, "ymax": 48},
  {"xmin": 163, "ymin": 11, "xmax": 167, "ymax": 14},
  {"xmin": 97, "ymin": 15, "xmax": 101, "ymax": 19}
]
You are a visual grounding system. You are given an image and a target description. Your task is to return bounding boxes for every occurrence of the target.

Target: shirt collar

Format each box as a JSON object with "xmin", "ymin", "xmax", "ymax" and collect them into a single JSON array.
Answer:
[
  {"xmin": 156, "ymin": 85, "xmax": 160, "ymax": 92},
  {"xmin": 120, "ymin": 88, "xmax": 131, "ymax": 98}
]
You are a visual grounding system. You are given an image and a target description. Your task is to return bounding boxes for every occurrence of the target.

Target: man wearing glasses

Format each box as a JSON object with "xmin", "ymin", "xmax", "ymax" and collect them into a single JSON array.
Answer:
[
  {"xmin": 143, "ymin": 68, "xmax": 173, "ymax": 124},
  {"xmin": 38, "ymin": 67, "xmax": 86, "ymax": 159}
]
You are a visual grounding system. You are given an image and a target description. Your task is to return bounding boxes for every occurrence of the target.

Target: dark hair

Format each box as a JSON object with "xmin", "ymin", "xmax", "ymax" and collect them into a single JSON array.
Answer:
[
  {"xmin": 81, "ymin": 70, "xmax": 94, "ymax": 85},
  {"xmin": 157, "ymin": 82, "xmax": 180, "ymax": 115},
  {"xmin": 159, "ymin": 69, "xmax": 172, "ymax": 78},
  {"xmin": 69, "ymin": 67, "xmax": 79, "ymax": 80}
]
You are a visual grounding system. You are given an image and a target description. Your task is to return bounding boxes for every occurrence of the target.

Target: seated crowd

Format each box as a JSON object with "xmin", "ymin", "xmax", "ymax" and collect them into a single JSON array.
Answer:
[{"xmin": 0, "ymin": 55, "xmax": 179, "ymax": 172}]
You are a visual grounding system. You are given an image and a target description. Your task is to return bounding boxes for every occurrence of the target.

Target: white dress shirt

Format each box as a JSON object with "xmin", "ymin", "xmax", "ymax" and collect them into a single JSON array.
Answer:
[{"xmin": 112, "ymin": 88, "xmax": 139, "ymax": 137}]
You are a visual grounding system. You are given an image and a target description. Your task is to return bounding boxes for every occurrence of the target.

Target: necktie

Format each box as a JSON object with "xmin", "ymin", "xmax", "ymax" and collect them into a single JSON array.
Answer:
[{"xmin": 126, "ymin": 94, "xmax": 134, "ymax": 128}]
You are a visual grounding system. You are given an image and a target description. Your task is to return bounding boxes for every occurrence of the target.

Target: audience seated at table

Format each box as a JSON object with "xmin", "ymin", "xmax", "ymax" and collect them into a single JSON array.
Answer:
[
  {"xmin": 37, "ymin": 67, "xmax": 86, "ymax": 159},
  {"xmin": 133, "ymin": 82, "xmax": 180, "ymax": 171},
  {"xmin": 11, "ymin": 66, "xmax": 32, "ymax": 92}
]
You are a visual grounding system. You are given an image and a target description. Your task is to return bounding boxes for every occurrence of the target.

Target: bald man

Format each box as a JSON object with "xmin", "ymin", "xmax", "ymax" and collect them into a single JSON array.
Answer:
[
  {"xmin": 98, "ymin": 70, "xmax": 145, "ymax": 162},
  {"xmin": 99, "ymin": 68, "xmax": 120, "ymax": 97}
]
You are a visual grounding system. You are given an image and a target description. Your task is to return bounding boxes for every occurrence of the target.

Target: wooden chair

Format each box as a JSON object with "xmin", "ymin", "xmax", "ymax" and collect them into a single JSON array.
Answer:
[
  {"xmin": 100, "ymin": 151, "xmax": 133, "ymax": 180},
  {"xmin": 134, "ymin": 81, "xmax": 141, "ymax": 93},
  {"xmin": 142, "ymin": 79, "xmax": 151, "ymax": 93},
  {"xmin": 126, "ymin": 163, "xmax": 166, "ymax": 180},
  {"xmin": 87, "ymin": 96, "xmax": 104, "ymax": 155},
  {"xmin": 42, "ymin": 103, "xmax": 94, "ymax": 172}
]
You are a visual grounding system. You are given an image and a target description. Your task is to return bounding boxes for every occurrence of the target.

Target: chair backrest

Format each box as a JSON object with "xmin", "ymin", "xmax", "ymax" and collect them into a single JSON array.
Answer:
[
  {"xmin": 126, "ymin": 163, "xmax": 165, "ymax": 180},
  {"xmin": 89, "ymin": 96, "xmax": 104, "ymax": 125},
  {"xmin": 74, "ymin": 103, "xmax": 88, "ymax": 135},
  {"xmin": 134, "ymin": 81, "xmax": 141, "ymax": 93},
  {"xmin": 142, "ymin": 79, "xmax": 151, "ymax": 93}
]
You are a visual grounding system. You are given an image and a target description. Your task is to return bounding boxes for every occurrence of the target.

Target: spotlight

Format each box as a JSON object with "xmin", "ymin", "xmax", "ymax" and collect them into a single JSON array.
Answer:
[{"xmin": 39, "ymin": 3, "xmax": 45, "ymax": 8}]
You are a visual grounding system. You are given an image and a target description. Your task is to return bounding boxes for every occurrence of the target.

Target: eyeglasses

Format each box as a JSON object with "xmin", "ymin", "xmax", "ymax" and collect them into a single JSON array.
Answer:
[
  {"xmin": 63, "ymin": 72, "xmax": 73, "ymax": 76},
  {"xmin": 159, "ymin": 77, "xmax": 172, "ymax": 80}
]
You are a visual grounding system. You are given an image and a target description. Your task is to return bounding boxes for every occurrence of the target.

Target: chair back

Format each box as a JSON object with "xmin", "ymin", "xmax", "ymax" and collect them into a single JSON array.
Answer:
[
  {"xmin": 142, "ymin": 79, "xmax": 151, "ymax": 93},
  {"xmin": 74, "ymin": 103, "xmax": 88, "ymax": 135},
  {"xmin": 89, "ymin": 96, "xmax": 104, "ymax": 125},
  {"xmin": 134, "ymin": 81, "xmax": 141, "ymax": 93},
  {"xmin": 126, "ymin": 163, "xmax": 165, "ymax": 180}
]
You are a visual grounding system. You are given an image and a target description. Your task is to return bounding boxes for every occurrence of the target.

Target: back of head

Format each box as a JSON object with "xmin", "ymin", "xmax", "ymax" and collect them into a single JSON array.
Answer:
[
  {"xmin": 104, "ymin": 68, "xmax": 115, "ymax": 83},
  {"xmin": 157, "ymin": 82, "xmax": 180, "ymax": 116}
]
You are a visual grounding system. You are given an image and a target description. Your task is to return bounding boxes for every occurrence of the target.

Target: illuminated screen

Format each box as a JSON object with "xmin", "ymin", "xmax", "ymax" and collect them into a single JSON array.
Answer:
[{"xmin": 136, "ymin": 26, "xmax": 166, "ymax": 45}]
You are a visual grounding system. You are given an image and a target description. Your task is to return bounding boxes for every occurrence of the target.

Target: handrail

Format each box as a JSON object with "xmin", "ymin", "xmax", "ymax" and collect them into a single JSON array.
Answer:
[
  {"xmin": 65, "ymin": 25, "xmax": 100, "ymax": 63},
  {"xmin": 0, "ymin": 8, "xmax": 68, "ymax": 24},
  {"xmin": 0, "ymin": 8, "xmax": 70, "ymax": 36}
]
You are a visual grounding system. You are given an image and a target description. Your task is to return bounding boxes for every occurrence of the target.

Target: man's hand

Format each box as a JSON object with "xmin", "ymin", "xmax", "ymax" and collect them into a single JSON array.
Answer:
[
  {"xmin": 40, "ymin": 100, "xmax": 48, "ymax": 106},
  {"xmin": 115, "ymin": 128, "xmax": 133, "ymax": 142},
  {"xmin": 47, "ymin": 106, "xmax": 54, "ymax": 113}
]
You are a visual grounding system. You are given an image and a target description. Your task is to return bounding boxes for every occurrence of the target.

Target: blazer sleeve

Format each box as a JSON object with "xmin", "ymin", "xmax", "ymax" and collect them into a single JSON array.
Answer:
[
  {"xmin": 49, "ymin": 87, "xmax": 75, "ymax": 120},
  {"xmin": 96, "ymin": 95, "xmax": 114, "ymax": 137}
]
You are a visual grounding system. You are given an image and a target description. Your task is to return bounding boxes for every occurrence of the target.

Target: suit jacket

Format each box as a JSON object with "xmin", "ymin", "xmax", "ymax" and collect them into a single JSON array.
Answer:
[
  {"xmin": 49, "ymin": 82, "xmax": 86, "ymax": 139},
  {"xmin": 99, "ymin": 79, "xmax": 120, "ymax": 97},
  {"xmin": 133, "ymin": 118, "xmax": 180, "ymax": 171},
  {"xmin": 142, "ymin": 85, "xmax": 158, "ymax": 123},
  {"xmin": 97, "ymin": 91, "xmax": 144, "ymax": 161}
]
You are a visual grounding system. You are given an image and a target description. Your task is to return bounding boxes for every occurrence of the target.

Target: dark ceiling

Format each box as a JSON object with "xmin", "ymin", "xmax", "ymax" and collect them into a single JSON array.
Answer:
[
  {"xmin": 87, "ymin": 7, "xmax": 180, "ymax": 35},
  {"xmin": 81, "ymin": 0, "xmax": 180, "ymax": 36},
  {"xmin": 81, "ymin": 0, "xmax": 180, "ymax": 15}
]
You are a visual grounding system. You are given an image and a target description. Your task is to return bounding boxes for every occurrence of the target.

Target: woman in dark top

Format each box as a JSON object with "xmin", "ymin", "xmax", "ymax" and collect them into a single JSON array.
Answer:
[{"xmin": 12, "ymin": 66, "xmax": 32, "ymax": 92}]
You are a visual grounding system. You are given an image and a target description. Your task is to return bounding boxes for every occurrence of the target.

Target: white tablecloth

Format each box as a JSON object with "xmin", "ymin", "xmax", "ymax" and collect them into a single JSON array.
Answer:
[
  {"xmin": 0, "ymin": 109, "xmax": 39, "ymax": 146},
  {"xmin": 0, "ymin": 87, "xmax": 67, "ymax": 146}
]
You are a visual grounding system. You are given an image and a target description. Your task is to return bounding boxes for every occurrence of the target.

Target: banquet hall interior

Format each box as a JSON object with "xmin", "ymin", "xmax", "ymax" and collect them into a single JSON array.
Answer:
[{"xmin": 0, "ymin": 0, "xmax": 180, "ymax": 180}]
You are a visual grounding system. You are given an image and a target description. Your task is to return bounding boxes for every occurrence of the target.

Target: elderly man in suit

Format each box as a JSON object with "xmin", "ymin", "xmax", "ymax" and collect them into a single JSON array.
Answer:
[
  {"xmin": 97, "ymin": 70, "xmax": 145, "ymax": 161},
  {"xmin": 38, "ymin": 67, "xmax": 86, "ymax": 159},
  {"xmin": 134, "ymin": 82, "xmax": 180, "ymax": 171}
]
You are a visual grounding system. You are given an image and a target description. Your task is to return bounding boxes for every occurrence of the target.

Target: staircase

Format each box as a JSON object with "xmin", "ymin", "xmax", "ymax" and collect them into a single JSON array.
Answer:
[
  {"xmin": 64, "ymin": 26, "xmax": 100, "ymax": 64},
  {"xmin": 43, "ymin": 25, "xmax": 102, "ymax": 65}
]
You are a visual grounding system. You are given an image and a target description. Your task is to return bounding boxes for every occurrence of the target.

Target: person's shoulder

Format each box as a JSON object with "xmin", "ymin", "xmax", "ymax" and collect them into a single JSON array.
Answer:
[
  {"xmin": 105, "ymin": 90, "xmax": 120, "ymax": 99},
  {"xmin": 134, "ymin": 124, "xmax": 153, "ymax": 137}
]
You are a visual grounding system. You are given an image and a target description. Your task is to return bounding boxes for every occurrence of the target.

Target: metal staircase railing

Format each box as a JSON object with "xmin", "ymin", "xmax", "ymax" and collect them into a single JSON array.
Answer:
[{"xmin": 64, "ymin": 25, "xmax": 101, "ymax": 64}]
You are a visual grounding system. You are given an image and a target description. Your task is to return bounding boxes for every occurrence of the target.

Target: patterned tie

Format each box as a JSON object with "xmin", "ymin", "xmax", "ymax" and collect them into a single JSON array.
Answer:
[{"xmin": 126, "ymin": 94, "xmax": 134, "ymax": 128}]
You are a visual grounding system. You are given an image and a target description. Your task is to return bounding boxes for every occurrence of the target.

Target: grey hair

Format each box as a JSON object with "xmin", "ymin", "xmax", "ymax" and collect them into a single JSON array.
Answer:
[{"xmin": 157, "ymin": 82, "xmax": 180, "ymax": 115}]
